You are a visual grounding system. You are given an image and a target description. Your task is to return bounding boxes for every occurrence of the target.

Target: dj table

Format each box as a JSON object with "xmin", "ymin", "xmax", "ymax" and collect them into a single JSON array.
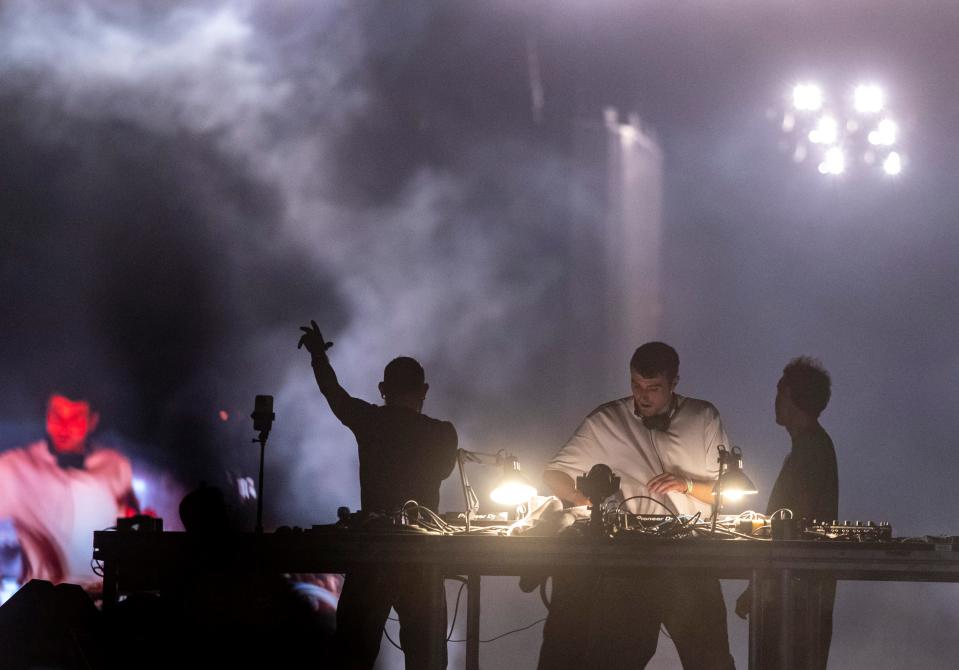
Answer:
[{"xmin": 93, "ymin": 529, "xmax": 959, "ymax": 670}]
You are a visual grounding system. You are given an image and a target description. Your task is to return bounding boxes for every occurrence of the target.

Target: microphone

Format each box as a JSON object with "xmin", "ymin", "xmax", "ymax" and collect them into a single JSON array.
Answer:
[{"xmin": 251, "ymin": 395, "xmax": 275, "ymax": 436}]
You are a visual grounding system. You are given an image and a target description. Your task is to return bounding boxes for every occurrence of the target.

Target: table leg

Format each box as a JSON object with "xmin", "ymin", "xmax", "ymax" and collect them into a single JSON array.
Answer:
[
  {"xmin": 748, "ymin": 571, "xmax": 763, "ymax": 670},
  {"xmin": 466, "ymin": 574, "xmax": 481, "ymax": 670},
  {"xmin": 779, "ymin": 569, "xmax": 795, "ymax": 670},
  {"xmin": 426, "ymin": 565, "xmax": 447, "ymax": 670},
  {"xmin": 101, "ymin": 558, "xmax": 118, "ymax": 612}
]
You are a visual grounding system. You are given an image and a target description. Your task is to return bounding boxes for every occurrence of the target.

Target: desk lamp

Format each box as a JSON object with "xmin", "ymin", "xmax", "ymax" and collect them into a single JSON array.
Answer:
[
  {"xmin": 711, "ymin": 445, "xmax": 758, "ymax": 532},
  {"xmin": 457, "ymin": 449, "xmax": 537, "ymax": 532}
]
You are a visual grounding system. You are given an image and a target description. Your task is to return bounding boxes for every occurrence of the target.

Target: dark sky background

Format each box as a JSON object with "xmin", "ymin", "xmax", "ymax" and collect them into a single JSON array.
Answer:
[{"xmin": 2, "ymin": 1, "xmax": 958, "ymax": 667}]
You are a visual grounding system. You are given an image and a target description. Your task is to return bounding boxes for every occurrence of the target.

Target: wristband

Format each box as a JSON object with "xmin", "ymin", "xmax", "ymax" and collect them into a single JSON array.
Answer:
[{"xmin": 684, "ymin": 477, "xmax": 693, "ymax": 494}]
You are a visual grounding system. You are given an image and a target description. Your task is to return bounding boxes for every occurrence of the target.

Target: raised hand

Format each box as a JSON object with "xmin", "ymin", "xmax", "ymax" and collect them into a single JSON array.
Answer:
[{"xmin": 298, "ymin": 320, "xmax": 334, "ymax": 356}]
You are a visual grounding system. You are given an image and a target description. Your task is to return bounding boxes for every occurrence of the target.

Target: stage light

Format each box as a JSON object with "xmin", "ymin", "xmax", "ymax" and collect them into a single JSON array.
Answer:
[
  {"xmin": 778, "ymin": 80, "xmax": 905, "ymax": 177},
  {"xmin": 868, "ymin": 118, "xmax": 898, "ymax": 146},
  {"xmin": 792, "ymin": 83, "xmax": 823, "ymax": 111},
  {"xmin": 618, "ymin": 124, "xmax": 637, "ymax": 145},
  {"xmin": 819, "ymin": 147, "xmax": 845, "ymax": 175},
  {"xmin": 808, "ymin": 116, "xmax": 838, "ymax": 145},
  {"xmin": 854, "ymin": 84, "xmax": 884, "ymax": 114},
  {"xmin": 883, "ymin": 151, "xmax": 902, "ymax": 175}
]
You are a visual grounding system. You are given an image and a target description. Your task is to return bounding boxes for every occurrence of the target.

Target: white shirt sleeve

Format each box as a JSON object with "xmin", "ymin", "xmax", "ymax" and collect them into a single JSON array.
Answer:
[{"xmin": 546, "ymin": 414, "xmax": 603, "ymax": 480}]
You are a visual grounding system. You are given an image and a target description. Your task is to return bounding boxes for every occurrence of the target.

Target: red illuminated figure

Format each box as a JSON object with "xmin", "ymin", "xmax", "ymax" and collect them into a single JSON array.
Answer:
[
  {"xmin": 47, "ymin": 394, "xmax": 98, "ymax": 455},
  {"xmin": 0, "ymin": 393, "xmax": 137, "ymax": 589}
]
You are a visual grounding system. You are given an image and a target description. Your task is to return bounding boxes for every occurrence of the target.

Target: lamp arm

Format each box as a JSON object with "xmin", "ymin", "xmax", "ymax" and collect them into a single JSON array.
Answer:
[
  {"xmin": 710, "ymin": 446, "xmax": 729, "ymax": 534},
  {"xmin": 458, "ymin": 448, "xmax": 506, "ymax": 466},
  {"xmin": 457, "ymin": 450, "xmax": 482, "ymax": 532}
]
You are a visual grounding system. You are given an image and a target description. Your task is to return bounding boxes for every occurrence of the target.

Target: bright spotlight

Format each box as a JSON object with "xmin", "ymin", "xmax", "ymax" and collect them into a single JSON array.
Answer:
[
  {"xmin": 854, "ymin": 84, "xmax": 885, "ymax": 114},
  {"xmin": 792, "ymin": 83, "xmax": 823, "ymax": 111},
  {"xmin": 808, "ymin": 116, "xmax": 838, "ymax": 144},
  {"xmin": 883, "ymin": 151, "xmax": 902, "ymax": 175},
  {"xmin": 819, "ymin": 147, "xmax": 845, "ymax": 175},
  {"xmin": 868, "ymin": 118, "xmax": 898, "ymax": 146},
  {"xmin": 618, "ymin": 124, "xmax": 637, "ymax": 145},
  {"xmin": 777, "ymin": 78, "xmax": 907, "ymax": 177}
]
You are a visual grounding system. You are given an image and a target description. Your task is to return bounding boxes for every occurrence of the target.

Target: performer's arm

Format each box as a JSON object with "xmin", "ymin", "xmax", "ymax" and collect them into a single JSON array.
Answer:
[
  {"xmin": 648, "ymin": 403, "xmax": 727, "ymax": 504},
  {"xmin": 310, "ymin": 351, "xmax": 354, "ymax": 415},
  {"xmin": 647, "ymin": 472, "xmax": 716, "ymax": 505},
  {"xmin": 545, "ymin": 417, "xmax": 601, "ymax": 507},
  {"xmin": 299, "ymin": 320, "xmax": 367, "ymax": 426},
  {"xmin": 543, "ymin": 470, "xmax": 589, "ymax": 507}
]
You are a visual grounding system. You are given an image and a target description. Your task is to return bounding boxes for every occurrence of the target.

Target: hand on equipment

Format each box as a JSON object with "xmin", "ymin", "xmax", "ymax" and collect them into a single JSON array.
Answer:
[
  {"xmin": 298, "ymin": 320, "xmax": 334, "ymax": 356},
  {"xmin": 647, "ymin": 472, "xmax": 691, "ymax": 495}
]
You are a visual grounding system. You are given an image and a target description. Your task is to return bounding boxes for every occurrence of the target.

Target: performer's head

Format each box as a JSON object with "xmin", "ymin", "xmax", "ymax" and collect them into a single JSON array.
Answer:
[
  {"xmin": 629, "ymin": 342, "xmax": 679, "ymax": 417},
  {"xmin": 45, "ymin": 393, "xmax": 99, "ymax": 454},
  {"xmin": 379, "ymin": 357, "xmax": 429, "ymax": 411},
  {"xmin": 179, "ymin": 484, "xmax": 230, "ymax": 534},
  {"xmin": 776, "ymin": 356, "xmax": 831, "ymax": 426}
]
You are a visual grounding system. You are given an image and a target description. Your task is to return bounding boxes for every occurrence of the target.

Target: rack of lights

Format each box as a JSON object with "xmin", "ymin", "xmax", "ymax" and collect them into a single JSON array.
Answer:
[{"xmin": 776, "ymin": 82, "xmax": 903, "ymax": 177}]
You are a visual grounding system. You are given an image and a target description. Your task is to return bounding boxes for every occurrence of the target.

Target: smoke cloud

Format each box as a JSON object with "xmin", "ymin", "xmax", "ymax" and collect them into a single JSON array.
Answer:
[{"xmin": 3, "ymin": 2, "xmax": 959, "ymax": 667}]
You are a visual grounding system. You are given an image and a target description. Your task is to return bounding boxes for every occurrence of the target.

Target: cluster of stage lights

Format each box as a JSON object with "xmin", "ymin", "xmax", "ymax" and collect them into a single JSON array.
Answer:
[{"xmin": 780, "ymin": 82, "xmax": 903, "ymax": 177}]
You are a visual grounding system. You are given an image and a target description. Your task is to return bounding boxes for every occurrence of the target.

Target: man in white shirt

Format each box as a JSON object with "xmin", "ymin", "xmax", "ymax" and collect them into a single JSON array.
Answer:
[
  {"xmin": 538, "ymin": 342, "xmax": 735, "ymax": 670},
  {"xmin": 0, "ymin": 393, "xmax": 136, "ymax": 590}
]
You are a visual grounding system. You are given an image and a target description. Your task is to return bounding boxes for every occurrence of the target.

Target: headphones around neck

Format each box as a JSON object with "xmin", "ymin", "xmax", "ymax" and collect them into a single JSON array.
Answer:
[
  {"xmin": 47, "ymin": 439, "xmax": 87, "ymax": 470},
  {"xmin": 641, "ymin": 395, "xmax": 679, "ymax": 432}
]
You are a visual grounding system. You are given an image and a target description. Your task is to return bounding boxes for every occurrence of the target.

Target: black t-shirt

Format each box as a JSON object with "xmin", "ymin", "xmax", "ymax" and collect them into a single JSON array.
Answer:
[
  {"xmin": 332, "ymin": 396, "xmax": 458, "ymax": 513},
  {"xmin": 766, "ymin": 424, "xmax": 838, "ymax": 523}
]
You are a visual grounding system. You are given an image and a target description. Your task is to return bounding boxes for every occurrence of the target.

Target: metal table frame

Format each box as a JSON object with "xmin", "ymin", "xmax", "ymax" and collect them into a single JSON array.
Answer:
[{"xmin": 93, "ymin": 531, "xmax": 959, "ymax": 669}]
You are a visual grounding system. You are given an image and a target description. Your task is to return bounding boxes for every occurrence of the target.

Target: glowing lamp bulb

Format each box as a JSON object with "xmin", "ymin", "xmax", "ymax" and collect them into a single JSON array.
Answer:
[{"xmin": 490, "ymin": 480, "xmax": 538, "ymax": 506}]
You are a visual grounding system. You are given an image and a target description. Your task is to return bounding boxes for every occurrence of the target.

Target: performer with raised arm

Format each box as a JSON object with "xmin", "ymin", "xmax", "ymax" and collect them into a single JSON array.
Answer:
[
  {"xmin": 539, "ymin": 341, "xmax": 736, "ymax": 670},
  {"xmin": 298, "ymin": 321, "xmax": 458, "ymax": 669}
]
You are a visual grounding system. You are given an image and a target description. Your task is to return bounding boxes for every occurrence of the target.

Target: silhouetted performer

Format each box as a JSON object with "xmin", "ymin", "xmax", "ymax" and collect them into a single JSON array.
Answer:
[
  {"xmin": 539, "ymin": 342, "xmax": 736, "ymax": 670},
  {"xmin": 299, "ymin": 321, "xmax": 458, "ymax": 670},
  {"xmin": 736, "ymin": 357, "xmax": 838, "ymax": 669}
]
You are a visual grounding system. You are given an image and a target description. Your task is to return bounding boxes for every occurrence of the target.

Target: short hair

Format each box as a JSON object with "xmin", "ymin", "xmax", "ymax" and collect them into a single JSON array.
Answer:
[
  {"xmin": 629, "ymin": 342, "xmax": 679, "ymax": 381},
  {"xmin": 179, "ymin": 484, "xmax": 229, "ymax": 534},
  {"xmin": 781, "ymin": 356, "xmax": 831, "ymax": 417},
  {"xmin": 382, "ymin": 357, "xmax": 425, "ymax": 395}
]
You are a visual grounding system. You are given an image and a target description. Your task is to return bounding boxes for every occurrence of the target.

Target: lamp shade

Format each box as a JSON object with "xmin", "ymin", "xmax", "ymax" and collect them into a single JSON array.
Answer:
[
  {"xmin": 712, "ymin": 445, "xmax": 758, "ymax": 501},
  {"xmin": 716, "ymin": 468, "xmax": 758, "ymax": 501}
]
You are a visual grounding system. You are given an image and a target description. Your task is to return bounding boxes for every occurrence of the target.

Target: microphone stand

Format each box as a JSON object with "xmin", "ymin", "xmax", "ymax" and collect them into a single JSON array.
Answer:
[
  {"xmin": 253, "ymin": 429, "xmax": 270, "ymax": 534},
  {"xmin": 250, "ymin": 395, "xmax": 275, "ymax": 535}
]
